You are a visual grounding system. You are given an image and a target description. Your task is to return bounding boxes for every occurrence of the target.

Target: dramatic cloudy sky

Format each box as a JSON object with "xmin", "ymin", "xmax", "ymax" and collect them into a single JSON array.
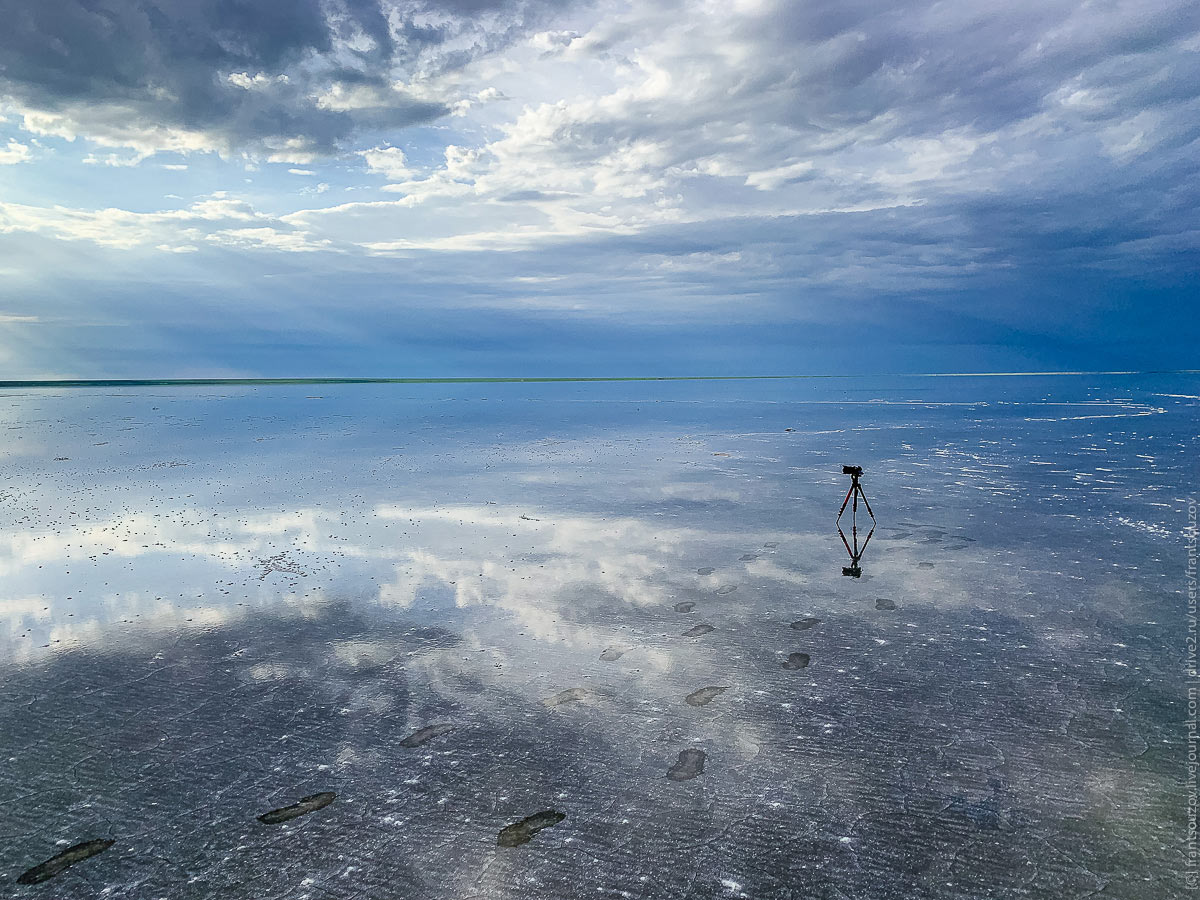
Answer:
[{"xmin": 0, "ymin": 0, "xmax": 1197, "ymax": 376}]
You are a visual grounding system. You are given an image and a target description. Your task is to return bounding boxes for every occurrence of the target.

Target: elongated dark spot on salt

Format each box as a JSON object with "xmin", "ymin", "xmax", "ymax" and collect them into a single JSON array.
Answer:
[
  {"xmin": 544, "ymin": 687, "xmax": 594, "ymax": 706},
  {"xmin": 399, "ymin": 723, "xmax": 456, "ymax": 747},
  {"xmin": 17, "ymin": 839, "xmax": 115, "ymax": 885},
  {"xmin": 696, "ymin": 567, "xmax": 715, "ymax": 575},
  {"xmin": 763, "ymin": 541, "xmax": 778, "ymax": 548},
  {"xmin": 739, "ymin": 553, "xmax": 758, "ymax": 561},
  {"xmin": 497, "ymin": 809, "xmax": 566, "ymax": 847},
  {"xmin": 783, "ymin": 652, "xmax": 810, "ymax": 670},
  {"xmin": 674, "ymin": 601, "xmax": 696, "ymax": 613},
  {"xmin": 667, "ymin": 748, "xmax": 706, "ymax": 781},
  {"xmin": 257, "ymin": 792, "xmax": 336, "ymax": 825},
  {"xmin": 917, "ymin": 562, "xmax": 935, "ymax": 569},
  {"xmin": 790, "ymin": 617, "xmax": 820, "ymax": 631},
  {"xmin": 685, "ymin": 686, "xmax": 727, "ymax": 706},
  {"xmin": 682, "ymin": 624, "xmax": 715, "ymax": 637},
  {"xmin": 876, "ymin": 598, "xmax": 896, "ymax": 610}
]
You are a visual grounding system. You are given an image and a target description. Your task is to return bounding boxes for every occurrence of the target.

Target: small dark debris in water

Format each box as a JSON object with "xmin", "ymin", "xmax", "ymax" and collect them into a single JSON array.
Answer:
[
  {"xmin": 696, "ymin": 567, "xmax": 715, "ymax": 575},
  {"xmin": 258, "ymin": 791, "xmax": 336, "ymax": 825},
  {"xmin": 497, "ymin": 809, "xmax": 566, "ymax": 847},
  {"xmin": 685, "ymin": 686, "xmax": 727, "ymax": 706},
  {"xmin": 739, "ymin": 553, "xmax": 758, "ymax": 561},
  {"xmin": 712, "ymin": 452, "xmax": 730, "ymax": 457},
  {"xmin": 519, "ymin": 514, "xmax": 540, "ymax": 521},
  {"xmin": 790, "ymin": 617, "xmax": 820, "ymax": 631},
  {"xmin": 783, "ymin": 652, "xmax": 810, "ymax": 670},
  {"xmin": 667, "ymin": 749, "xmax": 706, "ymax": 781},
  {"xmin": 544, "ymin": 687, "xmax": 593, "ymax": 706},
  {"xmin": 400, "ymin": 723, "xmax": 456, "ymax": 747},
  {"xmin": 784, "ymin": 427, "xmax": 795, "ymax": 432},
  {"xmin": 599, "ymin": 647, "xmax": 626, "ymax": 661},
  {"xmin": 917, "ymin": 562, "xmax": 935, "ymax": 569},
  {"xmin": 875, "ymin": 598, "xmax": 896, "ymax": 610},
  {"xmin": 715, "ymin": 584, "xmax": 737, "ymax": 595},
  {"xmin": 53, "ymin": 457, "xmax": 69, "ymax": 461},
  {"xmin": 17, "ymin": 839, "xmax": 115, "ymax": 884},
  {"xmin": 682, "ymin": 624, "xmax": 715, "ymax": 638},
  {"xmin": 674, "ymin": 601, "xmax": 697, "ymax": 613}
]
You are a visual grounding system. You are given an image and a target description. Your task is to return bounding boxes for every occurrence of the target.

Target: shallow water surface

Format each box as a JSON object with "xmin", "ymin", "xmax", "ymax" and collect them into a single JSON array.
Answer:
[{"xmin": 0, "ymin": 375, "xmax": 1191, "ymax": 898}]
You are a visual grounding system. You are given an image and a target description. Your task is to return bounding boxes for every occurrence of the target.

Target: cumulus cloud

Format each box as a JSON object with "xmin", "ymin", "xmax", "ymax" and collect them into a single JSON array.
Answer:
[
  {"xmin": 258, "ymin": 0, "xmax": 1197, "ymax": 274},
  {"xmin": 0, "ymin": 0, "xmax": 569, "ymax": 161}
]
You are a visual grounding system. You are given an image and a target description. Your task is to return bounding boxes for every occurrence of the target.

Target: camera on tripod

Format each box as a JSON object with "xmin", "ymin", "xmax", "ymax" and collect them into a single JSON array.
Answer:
[{"xmin": 836, "ymin": 464, "xmax": 875, "ymax": 576}]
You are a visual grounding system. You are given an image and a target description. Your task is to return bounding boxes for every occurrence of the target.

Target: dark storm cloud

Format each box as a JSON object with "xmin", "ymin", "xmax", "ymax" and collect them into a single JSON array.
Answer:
[
  {"xmin": 716, "ymin": 0, "xmax": 1200, "ymax": 141},
  {"xmin": 0, "ymin": 0, "xmax": 565, "ymax": 156}
]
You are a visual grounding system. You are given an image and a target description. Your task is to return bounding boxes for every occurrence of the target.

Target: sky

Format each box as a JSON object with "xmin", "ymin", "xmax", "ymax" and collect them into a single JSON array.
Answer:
[{"xmin": 0, "ymin": 0, "xmax": 1197, "ymax": 378}]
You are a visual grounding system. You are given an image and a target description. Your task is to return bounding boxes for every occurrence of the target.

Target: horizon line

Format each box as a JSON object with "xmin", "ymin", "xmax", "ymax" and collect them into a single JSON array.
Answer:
[{"xmin": 0, "ymin": 370, "xmax": 1198, "ymax": 388}]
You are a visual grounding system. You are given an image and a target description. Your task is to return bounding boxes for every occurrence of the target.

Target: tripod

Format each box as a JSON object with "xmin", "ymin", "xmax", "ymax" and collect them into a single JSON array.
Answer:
[{"xmin": 836, "ymin": 465, "xmax": 875, "ymax": 577}]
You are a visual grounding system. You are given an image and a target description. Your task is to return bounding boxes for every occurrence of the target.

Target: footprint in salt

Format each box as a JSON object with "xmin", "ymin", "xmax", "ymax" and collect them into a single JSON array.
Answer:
[
  {"xmin": 667, "ymin": 749, "xmax": 706, "ymax": 781},
  {"xmin": 685, "ymin": 686, "xmax": 727, "ymax": 706}
]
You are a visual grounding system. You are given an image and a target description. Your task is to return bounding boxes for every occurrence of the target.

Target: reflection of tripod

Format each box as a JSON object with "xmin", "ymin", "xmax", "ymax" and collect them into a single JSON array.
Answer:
[{"xmin": 836, "ymin": 465, "xmax": 875, "ymax": 577}]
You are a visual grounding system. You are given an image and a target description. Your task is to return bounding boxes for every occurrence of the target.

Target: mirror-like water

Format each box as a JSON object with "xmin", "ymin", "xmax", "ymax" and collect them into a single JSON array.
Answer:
[{"xmin": 0, "ymin": 375, "xmax": 1192, "ymax": 898}]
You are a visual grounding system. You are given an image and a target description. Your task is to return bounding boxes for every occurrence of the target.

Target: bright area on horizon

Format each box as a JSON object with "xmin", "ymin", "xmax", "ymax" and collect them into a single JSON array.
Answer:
[{"xmin": 0, "ymin": 0, "xmax": 1196, "ymax": 378}]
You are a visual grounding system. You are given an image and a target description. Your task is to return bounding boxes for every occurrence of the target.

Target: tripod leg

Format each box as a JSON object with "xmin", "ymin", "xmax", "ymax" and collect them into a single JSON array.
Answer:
[
  {"xmin": 836, "ymin": 484, "xmax": 854, "ymax": 522},
  {"xmin": 838, "ymin": 524, "xmax": 854, "ymax": 558},
  {"xmin": 859, "ymin": 525, "xmax": 875, "ymax": 555},
  {"xmin": 857, "ymin": 485, "xmax": 876, "ymax": 523}
]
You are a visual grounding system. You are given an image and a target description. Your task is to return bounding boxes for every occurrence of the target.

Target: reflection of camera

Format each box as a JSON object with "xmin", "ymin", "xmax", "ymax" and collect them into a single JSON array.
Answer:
[{"xmin": 842, "ymin": 465, "xmax": 862, "ymax": 476}]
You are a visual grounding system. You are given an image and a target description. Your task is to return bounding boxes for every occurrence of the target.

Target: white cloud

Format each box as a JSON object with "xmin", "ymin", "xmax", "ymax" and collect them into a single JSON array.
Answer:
[
  {"xmin": 0, "ymin": 139, "xmax": 31, "ymax": 164},
  {"xmin": 226, "ymin": 72, "xmax": 290, "ymax": 90},
  {"xmin": 0, "ymin": 193, "xmax": 329, "ymax": 253},
  {"xmin": 361, "ymin": 146, "xmax": 412, "ymax": 181}
]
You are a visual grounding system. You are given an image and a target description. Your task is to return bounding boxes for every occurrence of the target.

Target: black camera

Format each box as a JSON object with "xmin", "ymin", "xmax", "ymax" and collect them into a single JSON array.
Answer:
[{"xmin": 842, "ymin": 465, "xmax": 862, "ymax": 476}]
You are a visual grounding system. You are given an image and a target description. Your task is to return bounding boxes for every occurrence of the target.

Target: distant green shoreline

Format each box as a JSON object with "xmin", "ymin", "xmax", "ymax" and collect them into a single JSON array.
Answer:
[{"xmin": 0, "ymin": 371, "xmax": 1196, "ymax": 389}]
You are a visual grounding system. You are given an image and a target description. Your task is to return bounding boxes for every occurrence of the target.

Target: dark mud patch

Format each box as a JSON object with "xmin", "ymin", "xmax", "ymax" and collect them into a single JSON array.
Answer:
[
  {"xmin": 917, "ymin": 562, "xmax": 935, "ymax": 569},
  {"xmin": 17, "ymin": 839, "xmax": 115, "ymax": 885},
  {"xmin": 790, "ymin": 617, "xmax": 820, "ymax": 631},
  {"xmin": 681, "ymin": 624, "xmax": 715, "ymax": 638},
  {"xmin": 783, "ymin": 652, "xmax": 810, "ymax": 670},
  {"xmin": 667, "ymin": 749, "xmax": 706, "ymax": 781},
  {"xmin": 685, "ymin": 686, "xmax": 727, "ymax": 707},
  {"xmin": 696, "ymin": 567, "xmax": 715, "ymax": 575},
  {"xmin": 400, "ymin": 723, "xmax": 456, "ymax": 747},
  {"xmin": 715, "ymin": 584, "xmax": 738, "ymax": 595},
  {"xmin": 763, "ymin": 541, "xmax": 778, "ymax": 549},
  {"xmin": 673, "ymin": 601, "xmax": 697, "ymax": 613},
  {"xmin": 258, "ymin": 791, "xmax": 336, "ymax": 825},
  {"xmin": 875, "ymin": 598, "xmax": 896, "ymax": 610},
  {"xmin": 497, "ymin": 810, "xmax": 566, "ymax": 847}
]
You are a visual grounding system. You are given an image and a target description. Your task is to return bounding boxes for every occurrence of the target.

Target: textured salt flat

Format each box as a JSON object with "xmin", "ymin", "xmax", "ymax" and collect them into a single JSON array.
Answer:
[{"xmin": 0, "ymin": 376, "xmax": 1191, "ymax": 898}]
